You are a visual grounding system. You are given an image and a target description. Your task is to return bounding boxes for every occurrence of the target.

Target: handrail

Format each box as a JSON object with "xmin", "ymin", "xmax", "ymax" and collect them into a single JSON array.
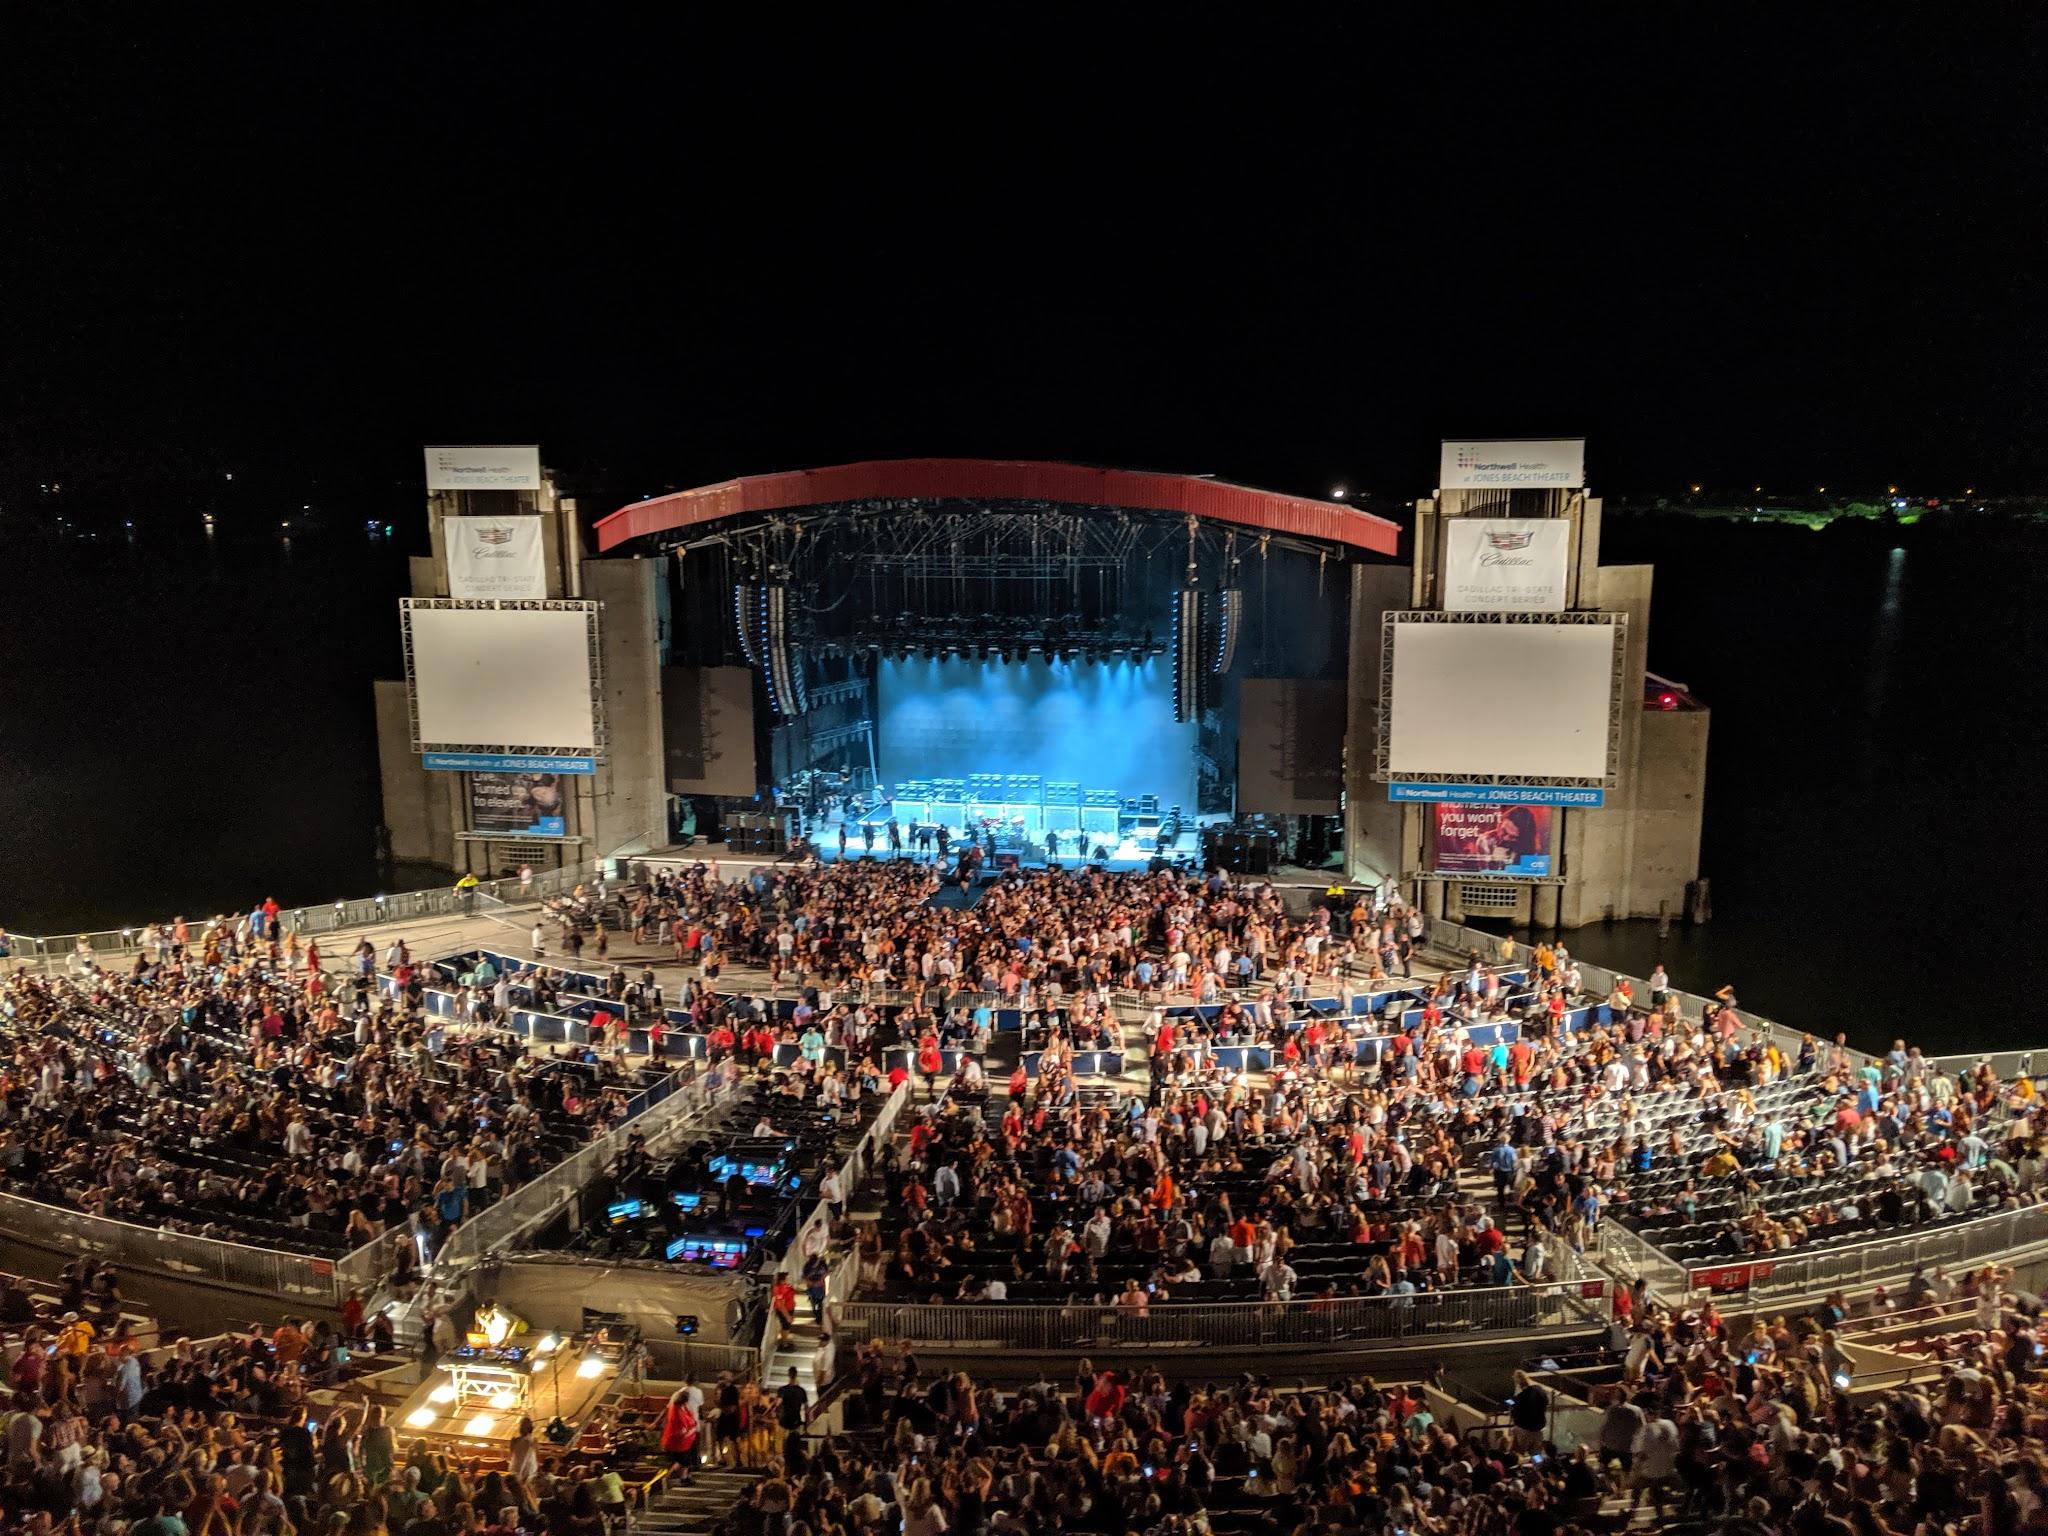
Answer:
[{"xmin": 833, "ymin": 1279, "xmax": 1604, "ymax": 1351}]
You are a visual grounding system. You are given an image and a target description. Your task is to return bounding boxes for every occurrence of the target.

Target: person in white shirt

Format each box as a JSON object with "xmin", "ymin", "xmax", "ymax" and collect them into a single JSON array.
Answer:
[{"xmin": 1260, "ymin": 1257, "xmax": 1297, "ymax": 1301}]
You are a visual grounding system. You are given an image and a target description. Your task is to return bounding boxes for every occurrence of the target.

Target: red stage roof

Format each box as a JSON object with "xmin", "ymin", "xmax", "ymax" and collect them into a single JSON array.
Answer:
[{"xmin": 593, "ymin": 459, "xmax": 1400, "ymax": 556}]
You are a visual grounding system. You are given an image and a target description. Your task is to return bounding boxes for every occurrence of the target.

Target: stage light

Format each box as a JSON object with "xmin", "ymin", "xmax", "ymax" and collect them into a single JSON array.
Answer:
[
  {"xmin": 577, "ymin": 1356, "xmax": 604, "ymax": 1379},
  {"xmin": 463, "ymin": 1414, "xmax": 496, "ymax": 1438},
  {"xmin": 535, "ymin": 1333, "xmax": 561, "ymax": 1355},
  {"xmin": 1657, "ymin": 692, "xmax": 1679, "ymax": 711},
  {"xmin": 530, "ymin": 1357, "xmax": 549, "ymax": 1373},
  {"xmin": 429, "ymin": 1384, "xmax": 458, "ymax": 1405},
  {"xmin": 490, "ymin": 1389, "xmax": 519, "ymax": 1410},
  {"xmin": 473, "ymin": 1303, "xmax": 520, "ymax": 1348},
  {"xmin": 405, "ymin": 1408, "xmax": 438, "ymax": 1429}
]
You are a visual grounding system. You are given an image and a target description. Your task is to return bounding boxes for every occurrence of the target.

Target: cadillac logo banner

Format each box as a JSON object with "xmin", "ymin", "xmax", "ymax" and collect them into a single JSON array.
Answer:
[
  {"xmin": 447, "ymin": 515, "xmax": 546, "ymax": 599},
  {"xmin": 1442, "ymin": 518, "xmax": 1570, "ymax": 611}
]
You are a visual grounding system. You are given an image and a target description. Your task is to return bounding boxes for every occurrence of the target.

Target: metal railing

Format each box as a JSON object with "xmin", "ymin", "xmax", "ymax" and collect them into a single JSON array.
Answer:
[
  {"xmin": 640, "ymin": 1337, "xmax": 763, "ymax": 1382},
  {"xmin": 832, "ymin": 1279, "xmax": 1603, "ymax": 1353},
  {"xmin": 1734, "ymin": 1203, "xmax": 2048, "ymax": 1302},
  {"xmin": 1, "ymin": 860, "xmax": 607, "ymax": 976},
  {"xmin": 0, "ymin": 1189, "xmax": 350, "ymax": 1306},
  {"xmin": 1595, "ymin": 1220, "xmax": 1690, "ymax": 1302}
]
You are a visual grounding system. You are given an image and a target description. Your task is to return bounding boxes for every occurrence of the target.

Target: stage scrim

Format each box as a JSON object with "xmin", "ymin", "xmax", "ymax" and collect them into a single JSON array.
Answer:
[
  {"xmin": 1237, "ymin": 678, "xmax": 1345, "ymax": 814},
  {"xmin": 663, "ymin": 665, "xmax": 757, "ymax": 798},
  {"xmin": 878, "ymin": 656, "xmax": 1196, "ymax": 815}
]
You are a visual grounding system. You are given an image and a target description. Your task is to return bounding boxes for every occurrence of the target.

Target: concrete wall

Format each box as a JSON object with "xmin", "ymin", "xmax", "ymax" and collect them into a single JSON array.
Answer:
[
  {"xmin": 583, "ymin": 557, "xmax": 671, "ymax": 859},
  {"xmin": 1628, "ymin": 705, "xmax": 1709, "ymax": 917}
]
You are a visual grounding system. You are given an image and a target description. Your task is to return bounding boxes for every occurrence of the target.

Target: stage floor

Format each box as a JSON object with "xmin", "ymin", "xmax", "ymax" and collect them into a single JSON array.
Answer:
[
  {"xmin": 391, "ymin": 1340, "xmax": 622, "ymax": 1455},
  {"xmin": 816, "ymin": 842, "xmax": 1191, "ymax": 874}
]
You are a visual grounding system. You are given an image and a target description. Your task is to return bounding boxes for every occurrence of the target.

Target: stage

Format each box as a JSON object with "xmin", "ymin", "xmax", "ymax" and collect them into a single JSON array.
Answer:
[{"xmin": 814, "ymin": 807, "xmax": 1226, "ymax": 875}]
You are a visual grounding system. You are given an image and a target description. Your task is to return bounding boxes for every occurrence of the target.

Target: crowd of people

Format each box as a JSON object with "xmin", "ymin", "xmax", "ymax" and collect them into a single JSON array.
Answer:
[
  {"xmin": 0, "ymin": 1312, "xmax": 667, "ymax": 1536},
  {"xmin": 0, "ymin": 914, "xmax": 662, "ymax": 1268},
  {"xmin": 717, "ymin": 1265, "xmax": 2048, "ymax": 1536}
]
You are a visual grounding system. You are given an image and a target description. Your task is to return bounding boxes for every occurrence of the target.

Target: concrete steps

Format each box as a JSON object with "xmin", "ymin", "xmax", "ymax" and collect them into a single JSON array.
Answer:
[{"xmin": 637, "ymin": 1467, "xmax": 760, "ymax": 1536}]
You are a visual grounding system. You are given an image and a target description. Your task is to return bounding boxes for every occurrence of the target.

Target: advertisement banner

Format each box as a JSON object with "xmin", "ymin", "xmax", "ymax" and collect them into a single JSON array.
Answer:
[
  {"xmin": 425, "ymin": 753, "xmax": 594, "ymax": 774},
  {"xmin": 467, "ymin": 772, "xmax": 570, "ymax": 838},
  {"xmin": 1442, "ymin": 518, "xmax": 1571, "ymax": 611},
  {"xmin": 1439, "ymin": 438, "xmax": 1586, "ymax": 490},
  {"xmin": 446, "ymin": 515, "xmax": 546, "ymax": 599},
  {"xmin": 1432, "ymin": 802, "xmax": 1554, "ymax": 878},
  {"xmin": 1391, "ymin": 783, "xmax": 1603, "ymax": 808},
  {"xmin": 425, "ymin": 444, "xmax": 542, "ymax": 491}
]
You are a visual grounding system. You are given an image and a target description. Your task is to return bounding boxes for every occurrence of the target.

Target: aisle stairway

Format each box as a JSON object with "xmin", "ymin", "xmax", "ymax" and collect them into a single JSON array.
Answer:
[
  {"xmin": 637, "ymin": 1467, "xmax": 761, "ymax": 1536},
  {"xmin": 763, "ymin": 1312, "xmax": 830, "ymax": 1425}
]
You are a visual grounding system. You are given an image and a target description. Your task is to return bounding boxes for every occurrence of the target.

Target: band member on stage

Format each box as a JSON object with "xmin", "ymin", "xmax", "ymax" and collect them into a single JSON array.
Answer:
[
  {"xmin": 861, "ymin": 822, "xmax": 875, "ymax": 854},
  {"xmin": 887, "ymin": 817, "xmax": 903, "ymax": 856},
  {"xmin": 1045, "ymin": 828, "xmax": 1060, "ymax": 860},
  {"xmin": 915, "ymin": 822, "xmax": 934, "ymax": 856},
  {"xmin": 837, "ymin": 823, "xmax": 848, "ymax": 860},
  {"xmin": 936, "ymin": 824, "xmax": 951, "ymax": 859}
]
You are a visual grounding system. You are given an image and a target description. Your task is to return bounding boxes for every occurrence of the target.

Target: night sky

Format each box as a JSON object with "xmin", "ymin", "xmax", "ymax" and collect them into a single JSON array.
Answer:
[{"xmin": 5, "ymin": 10, "xmax": 2045, "ymax": 510}]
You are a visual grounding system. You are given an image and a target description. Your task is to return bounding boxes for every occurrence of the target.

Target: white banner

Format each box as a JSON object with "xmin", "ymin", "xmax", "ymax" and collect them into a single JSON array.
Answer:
[
  {"xmin": 1440, "ymin": 438, "xmax": 1585, "ymax": 490},
  {"xmin": 447, "ymin": 516, "xmax": 546, "ymax": 599},
  {"xmin": 425, "ymin": 444, "xmax": 542, "ymax": 490},
  {"xmin": 1442, "ymin": 518, "xmax": 1571, "ymax": 611}
]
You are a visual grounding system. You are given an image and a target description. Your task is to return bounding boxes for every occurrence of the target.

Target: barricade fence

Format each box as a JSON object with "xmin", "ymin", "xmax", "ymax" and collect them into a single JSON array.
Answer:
[
  {"xmin": 0, "ymin": 1190, "xmax": 347, "ymax": 1306},
  {"xmin": 832, "ymin": 1280, "xmax": 1603, "ymax": 1354}
]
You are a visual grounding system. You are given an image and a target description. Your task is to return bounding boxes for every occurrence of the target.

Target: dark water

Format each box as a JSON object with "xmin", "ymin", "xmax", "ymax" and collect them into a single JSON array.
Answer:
[
  {"xmin": 1, "ymin": 523, "xmax": 440, "ymax": 932},
  {"xmin": 5, "ymin": 515, "xmax": 2043, "ymax": 1050},
  {"xmin": 1559, "ymin": 515, "xmax": 2048, "ymax": 1053}
]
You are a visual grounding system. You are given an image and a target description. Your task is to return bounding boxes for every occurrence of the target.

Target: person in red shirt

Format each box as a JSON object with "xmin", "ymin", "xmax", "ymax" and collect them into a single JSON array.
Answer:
[
  {"xmin": 1510, "ymin": 1037, "xmax": 1536, "ymax": 1083},
  {"xmin": 1085, "ymin": 1371, "xmax": 1125, "ymax": 1424}
]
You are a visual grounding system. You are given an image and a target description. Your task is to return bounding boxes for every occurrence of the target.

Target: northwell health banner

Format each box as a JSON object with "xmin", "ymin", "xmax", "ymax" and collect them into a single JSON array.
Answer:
[
  {"xmin": 467, "ymin": 772, "xmax": 569, "ymax": 837},
  {"xmin": 446, "ymin": 515, "xmax": 545, "ymax": 599},
  {"xmin": 1441, "ymin": 518, "xmax": 1570, "ymax": 612},
  {"xmin": 1432, "ymin": 802, "xmax": 1554, "ymax": 878}
]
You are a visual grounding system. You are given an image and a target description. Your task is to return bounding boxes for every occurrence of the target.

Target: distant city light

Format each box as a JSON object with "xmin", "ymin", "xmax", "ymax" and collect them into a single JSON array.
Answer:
[{"xmin": 1331, "ymin": 485, "xmax": 1347, "ymax": 499}]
